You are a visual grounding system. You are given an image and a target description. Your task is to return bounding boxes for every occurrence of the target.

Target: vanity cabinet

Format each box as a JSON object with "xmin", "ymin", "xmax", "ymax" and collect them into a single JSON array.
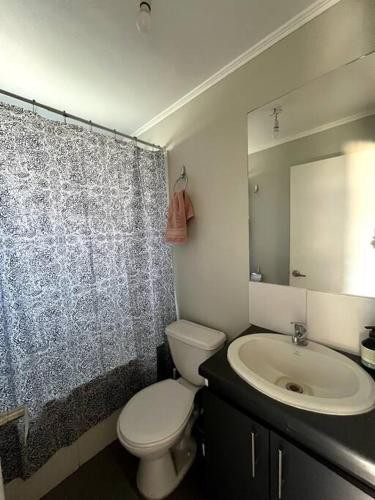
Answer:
[
  {"xmin": 203, "ymin": 388, "xmax": 269, "ymax": 500},
  {"xmin": 270, "ymin": 432, "xmax": 372, "ymax": 500},
  {"xmin": 202, "ymin": 390, "xmax": 373, "ymax": 500}
]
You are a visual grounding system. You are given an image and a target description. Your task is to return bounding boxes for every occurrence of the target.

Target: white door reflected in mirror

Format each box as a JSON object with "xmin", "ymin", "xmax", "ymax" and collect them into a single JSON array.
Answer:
[{"xmin": 290, "ymin": 147, "xmax": 375, "ymax": 296}]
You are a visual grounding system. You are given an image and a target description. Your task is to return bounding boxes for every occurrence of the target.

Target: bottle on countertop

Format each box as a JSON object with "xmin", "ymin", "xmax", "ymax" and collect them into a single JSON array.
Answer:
[{"xmin": 361, "ymin": 326, "xmax": 375, "ymax": 371}]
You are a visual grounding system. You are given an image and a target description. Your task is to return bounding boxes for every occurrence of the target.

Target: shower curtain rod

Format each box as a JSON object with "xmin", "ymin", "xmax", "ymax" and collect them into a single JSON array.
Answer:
[{"xmin": 0, "ymin": 88, "xmax": 163, "ymax": 151}]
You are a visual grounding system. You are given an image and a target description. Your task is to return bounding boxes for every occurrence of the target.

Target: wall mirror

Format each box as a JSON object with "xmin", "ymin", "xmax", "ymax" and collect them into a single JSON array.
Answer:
[{"xmin": 248, "ymin": 50, "xmax": 375, "ymax": 298}]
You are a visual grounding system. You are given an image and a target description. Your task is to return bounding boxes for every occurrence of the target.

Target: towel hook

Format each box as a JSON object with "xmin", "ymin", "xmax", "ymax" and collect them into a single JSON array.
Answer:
[{"xmin": 173, "ymin": 165, "xmax": 188, "ymax": 192}]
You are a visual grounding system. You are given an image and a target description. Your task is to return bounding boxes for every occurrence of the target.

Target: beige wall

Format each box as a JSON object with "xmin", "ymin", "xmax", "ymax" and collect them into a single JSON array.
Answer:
[{"xmin": 141, "ymin": 0, "xmax": 375, "ymax": 339}]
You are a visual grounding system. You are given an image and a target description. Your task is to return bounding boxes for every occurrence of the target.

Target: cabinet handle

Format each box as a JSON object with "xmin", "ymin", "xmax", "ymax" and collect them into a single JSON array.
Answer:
[
  {"xmin": 278, "ymin": 448, "xmax": 283, "ymax": 500},
  {"xmin": 251, "ymin": 431, "xmax": 256, "ymax": 478}
]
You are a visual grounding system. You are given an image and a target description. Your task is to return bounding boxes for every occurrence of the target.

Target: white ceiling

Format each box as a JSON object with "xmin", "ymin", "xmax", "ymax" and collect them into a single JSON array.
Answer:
[
  {"xmin": 0, "ymin": 0, "xmax": 319, "ymax": 135},
  {"xmin": 248, "ymin": 51, "xmax": 375, "ymax": 154}
]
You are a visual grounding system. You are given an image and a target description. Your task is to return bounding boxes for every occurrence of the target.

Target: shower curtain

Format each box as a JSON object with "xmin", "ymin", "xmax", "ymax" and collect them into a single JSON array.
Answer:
[{"xmin": 0, "ymin": 103, "xmax": 176, "ymax": 481}]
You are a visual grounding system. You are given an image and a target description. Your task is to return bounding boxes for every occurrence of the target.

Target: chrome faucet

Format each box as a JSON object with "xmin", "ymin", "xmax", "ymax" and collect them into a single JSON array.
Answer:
[{"xmin": 291, "ymin": 322, "xmax": 308, "ymax": 346}]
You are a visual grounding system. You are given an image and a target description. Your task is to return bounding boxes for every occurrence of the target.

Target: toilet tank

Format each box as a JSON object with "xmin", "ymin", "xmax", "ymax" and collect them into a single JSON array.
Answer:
[{"xmin": 166, "ymin": 320, "xmax": 226, "ymax": 386}]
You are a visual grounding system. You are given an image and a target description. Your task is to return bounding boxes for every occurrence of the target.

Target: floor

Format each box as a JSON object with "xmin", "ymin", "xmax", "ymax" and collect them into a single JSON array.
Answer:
[{"xmin": 42, "ymin": 441, "xmax": 205, "ymax": 500}]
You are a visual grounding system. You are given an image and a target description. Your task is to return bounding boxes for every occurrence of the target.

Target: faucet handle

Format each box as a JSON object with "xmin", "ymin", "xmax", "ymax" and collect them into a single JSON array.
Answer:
[
  {"xmin": 290, "ymin": 321, "xmax": 307, "ymax": 333},
  {"xmin": 290, "ymin": 322, "xmax": 308, "ymax": 345}
]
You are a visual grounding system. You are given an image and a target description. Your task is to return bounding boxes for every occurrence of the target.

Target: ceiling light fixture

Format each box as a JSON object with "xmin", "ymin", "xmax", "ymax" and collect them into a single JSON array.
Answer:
[
  {"xmin": 271, "ymin": 106, "xmax": 282, "ymax": 139},
  {"xmin": 136, "ymin": 1, "xmax": 152, "ymax": 34}
]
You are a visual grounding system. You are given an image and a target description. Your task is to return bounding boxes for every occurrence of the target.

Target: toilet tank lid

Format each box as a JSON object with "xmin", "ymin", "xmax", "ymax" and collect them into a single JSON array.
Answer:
[{"xmin": 166, "ymin": 320, "xmax": 226, "ymax": 351}]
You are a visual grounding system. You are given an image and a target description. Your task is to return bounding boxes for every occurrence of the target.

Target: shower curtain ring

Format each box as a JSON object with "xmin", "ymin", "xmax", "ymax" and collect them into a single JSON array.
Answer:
[
  {"xmin": 89, "ymin": 120, "xmax": 93, "ymax": 132},
  {"xmin": 63, "ymin": 111, "xmax": 67, "ymax": 125},
  {"xmin": 114, "ymin": 129, "xmax": 117, "ymax": 141},
  {"xmin": 32, "ymin": 99, "xmax": 36, "ymax": 113}
]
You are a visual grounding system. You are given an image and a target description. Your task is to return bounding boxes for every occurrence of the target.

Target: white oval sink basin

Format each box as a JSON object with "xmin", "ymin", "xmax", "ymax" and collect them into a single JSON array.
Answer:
[{"xmin": 227, "ymin": 334, "xmax": 375, "ymax": 415}]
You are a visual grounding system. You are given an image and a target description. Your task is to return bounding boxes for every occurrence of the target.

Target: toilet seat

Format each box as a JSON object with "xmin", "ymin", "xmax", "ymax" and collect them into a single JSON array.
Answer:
[{"xmin": 118, "ymin": 379, "xmax": 195, "ymax": 448}]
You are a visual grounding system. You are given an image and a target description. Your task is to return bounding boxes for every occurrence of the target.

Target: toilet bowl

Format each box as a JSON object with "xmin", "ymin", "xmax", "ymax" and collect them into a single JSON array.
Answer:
[
  {"xmin": 118, "ymin": 378, "xmax": 198, "ymax": 499},
  {"xmin": 117, "ymin": 320, "xmax": 226, "ymax": 499}
]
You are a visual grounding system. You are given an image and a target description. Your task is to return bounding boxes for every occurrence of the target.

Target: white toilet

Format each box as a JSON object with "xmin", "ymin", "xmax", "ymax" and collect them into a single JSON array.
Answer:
[{"xmin": 117, "ymin": 319, "xmax": 226, "ymax": 499}]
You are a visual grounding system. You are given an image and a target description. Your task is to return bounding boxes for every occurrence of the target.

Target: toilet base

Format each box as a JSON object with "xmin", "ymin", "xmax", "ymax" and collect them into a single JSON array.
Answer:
[{"xmin": 137, "ymin": 438, "xmax": 197, "ymax": 500}]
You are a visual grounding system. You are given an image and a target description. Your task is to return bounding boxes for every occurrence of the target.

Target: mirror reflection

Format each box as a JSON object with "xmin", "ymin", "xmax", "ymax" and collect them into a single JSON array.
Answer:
[{"xmin": 248, "ymin": 51, "xmax": 375, "ymax": 297}]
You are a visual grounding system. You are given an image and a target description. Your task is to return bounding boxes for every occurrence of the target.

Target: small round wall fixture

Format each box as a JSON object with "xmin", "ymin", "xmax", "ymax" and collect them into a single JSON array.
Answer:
[{"xmin": 136, "ymin": 1, "xmax": 152, "ymax": 34}]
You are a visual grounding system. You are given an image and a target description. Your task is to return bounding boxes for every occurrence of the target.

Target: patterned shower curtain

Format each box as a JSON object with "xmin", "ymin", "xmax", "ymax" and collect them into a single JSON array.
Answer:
[{"xmin": 0, "ymin": 103, "xmax": 176, "ymax": 481}]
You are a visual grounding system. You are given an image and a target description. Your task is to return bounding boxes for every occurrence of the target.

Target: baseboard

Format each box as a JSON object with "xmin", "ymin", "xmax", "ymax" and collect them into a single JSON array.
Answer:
[{"xmin": 5, "ymin": 409, "xmax": 121, "ymax": 500}]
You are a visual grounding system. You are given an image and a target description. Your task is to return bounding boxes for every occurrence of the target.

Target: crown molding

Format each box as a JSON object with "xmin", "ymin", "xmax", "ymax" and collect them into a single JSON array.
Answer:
[{"xmin": 134, "ymin": 0, "xmax": 342, "ymax": 137}]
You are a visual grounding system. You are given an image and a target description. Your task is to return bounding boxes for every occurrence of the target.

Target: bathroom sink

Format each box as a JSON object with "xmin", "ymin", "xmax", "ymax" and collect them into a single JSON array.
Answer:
[{"xmin": 227, "ymin": 334, "xmax": 375, "ymax": 415}]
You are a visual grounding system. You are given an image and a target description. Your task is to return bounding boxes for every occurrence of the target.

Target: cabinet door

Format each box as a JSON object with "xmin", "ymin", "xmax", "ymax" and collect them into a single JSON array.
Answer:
[
  {"xmin": 202, "ymin": 390, "xmax": 269, "ymax": 500},
  {"xmin": 270, "ymin": 432, "xmax": 373, "ymax": 500}
]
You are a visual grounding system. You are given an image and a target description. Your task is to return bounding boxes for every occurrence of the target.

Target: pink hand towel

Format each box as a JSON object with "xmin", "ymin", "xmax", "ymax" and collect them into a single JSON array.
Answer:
[{"xmin": 165, "ymin": 191, "xmax": 194, "ymax": 245}]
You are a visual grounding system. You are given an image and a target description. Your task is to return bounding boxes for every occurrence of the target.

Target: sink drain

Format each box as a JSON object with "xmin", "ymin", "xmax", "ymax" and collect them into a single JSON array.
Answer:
[
  {"xmin": 285, "ymin": 382, "xmax": 304, "ymax": 394},
  {"xmin": 275, "ymin": 376, "xmax": 313, "ymax": 395}
]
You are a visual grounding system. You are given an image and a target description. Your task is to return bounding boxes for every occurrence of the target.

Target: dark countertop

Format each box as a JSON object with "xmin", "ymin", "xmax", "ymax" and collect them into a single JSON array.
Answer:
[{"xmin": 199, "ymin": 325, "xmax": 375, "ymax": 492}]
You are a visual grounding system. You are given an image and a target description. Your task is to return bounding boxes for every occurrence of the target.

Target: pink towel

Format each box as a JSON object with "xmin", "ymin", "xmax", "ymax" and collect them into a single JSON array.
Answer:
[{"xmin": 165, "ymin": 191, "xmax": 194, "ymax": 245}]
